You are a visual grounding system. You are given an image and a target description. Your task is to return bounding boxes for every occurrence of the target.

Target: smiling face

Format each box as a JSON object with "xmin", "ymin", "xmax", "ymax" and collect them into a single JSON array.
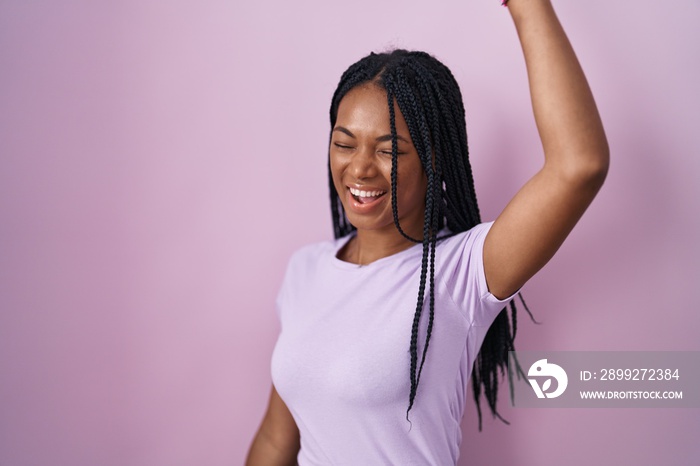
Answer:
[{"xmin": 330, "ymin": 83, "xmax": 427, "ymax": 239}]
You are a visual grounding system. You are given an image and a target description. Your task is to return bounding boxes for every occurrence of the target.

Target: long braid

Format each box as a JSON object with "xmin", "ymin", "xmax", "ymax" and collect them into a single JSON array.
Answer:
[
  {"xmin": 391, "ymin": 71, "xmax": 437, "ymax": 417},
  {"xmin": 385, "ymin": 77, "xmax": 441, "ymax": 413},
  {"xmin": 328, "ymin": 49, "xmax": 532, "ymax": 429},
  {"xmin": 388, "ymin": 66, "xmax": 444, "ymax": 419}
]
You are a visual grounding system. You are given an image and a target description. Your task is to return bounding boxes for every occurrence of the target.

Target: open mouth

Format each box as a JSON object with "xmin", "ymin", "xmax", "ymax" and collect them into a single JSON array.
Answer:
[{"xmin": 349, "ymin": 187, "xmax": 387, "ymax": 204}]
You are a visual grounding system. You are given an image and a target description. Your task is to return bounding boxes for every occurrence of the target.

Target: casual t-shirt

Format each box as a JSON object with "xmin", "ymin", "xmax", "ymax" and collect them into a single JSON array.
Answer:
[{"xmin": 271, "ymin": 221, "xmax": 516, "ymax": 465}]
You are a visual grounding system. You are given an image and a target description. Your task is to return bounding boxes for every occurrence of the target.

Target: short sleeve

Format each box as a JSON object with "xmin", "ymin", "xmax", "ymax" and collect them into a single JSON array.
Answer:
[{"xmin": 437, "ymin": 222, "xmax": 519, "ymax": 327}]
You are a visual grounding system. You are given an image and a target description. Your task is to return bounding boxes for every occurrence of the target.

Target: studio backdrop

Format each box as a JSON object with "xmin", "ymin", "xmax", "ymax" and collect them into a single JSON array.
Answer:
[{"xmin": 1, "ymin": 1, "xmax": 698, "ymax": 465}]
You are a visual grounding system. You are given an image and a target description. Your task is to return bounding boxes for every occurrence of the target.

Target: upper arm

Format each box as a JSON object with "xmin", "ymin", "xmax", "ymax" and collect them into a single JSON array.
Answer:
[
  {"xmin": 264, "ymin": 385, "xmax": 300, "ymax": 444},
  {"xmin": 483, "ymin": 160, "xmax": 607, "ymax": 300},
  {"xmin": 246, "ymin": 384, "xmax": 300, "ymax": 466}
]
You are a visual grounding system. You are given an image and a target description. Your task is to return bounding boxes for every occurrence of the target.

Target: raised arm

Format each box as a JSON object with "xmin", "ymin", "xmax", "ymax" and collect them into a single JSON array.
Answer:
[{"xmin": 483, "ymin": 0, "xmax": 609, "ymax": 299}]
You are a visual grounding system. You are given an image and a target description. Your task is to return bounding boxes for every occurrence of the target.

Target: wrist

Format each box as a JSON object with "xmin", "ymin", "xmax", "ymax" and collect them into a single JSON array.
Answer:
[{"xmin": 506, "ymin": 0, "xmax": 556, "ymax": 24}]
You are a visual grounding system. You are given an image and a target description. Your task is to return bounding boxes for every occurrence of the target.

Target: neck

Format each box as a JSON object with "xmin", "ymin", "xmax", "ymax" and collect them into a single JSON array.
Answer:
[{"xmin": 340, "ymin": 225, "xmax": 424, "ymax": 265}]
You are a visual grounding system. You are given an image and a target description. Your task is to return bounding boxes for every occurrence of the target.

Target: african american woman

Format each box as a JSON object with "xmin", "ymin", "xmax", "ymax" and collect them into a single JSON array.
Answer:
[{"xmin": 247, "ymin": 0, "xmax": 609, "ymax": 464}]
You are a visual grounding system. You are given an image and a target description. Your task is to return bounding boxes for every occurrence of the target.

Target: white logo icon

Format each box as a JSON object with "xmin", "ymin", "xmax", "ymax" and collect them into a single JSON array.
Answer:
[{"xmin": 528, "ymin": 359, "xmax": 568, "ymax": 399}]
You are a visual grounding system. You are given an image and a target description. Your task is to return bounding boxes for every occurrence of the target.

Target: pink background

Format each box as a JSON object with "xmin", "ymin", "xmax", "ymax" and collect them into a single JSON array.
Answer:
[{"xmin": 1, "ymin": 1, "xmax": 698, "ymax": 465}]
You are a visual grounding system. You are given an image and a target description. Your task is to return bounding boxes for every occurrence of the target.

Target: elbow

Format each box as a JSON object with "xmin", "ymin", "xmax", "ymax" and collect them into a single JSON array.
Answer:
[
  {"xmin": 591, "ymin": 136, "xmax": 611, "ymax": 183},
  {"xmin": 555, "ymin": 143, "xmax": 610, "ymax": 192},
  {"xmin": 582, "ymin": 148, "xmax": 609, "ymax": 190}
]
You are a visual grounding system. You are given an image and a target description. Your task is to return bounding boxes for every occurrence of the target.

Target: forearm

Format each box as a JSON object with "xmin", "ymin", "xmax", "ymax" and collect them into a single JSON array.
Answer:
[{"xmin": 508, "ymin": 0, "xmax": 609, "ymax": 178}]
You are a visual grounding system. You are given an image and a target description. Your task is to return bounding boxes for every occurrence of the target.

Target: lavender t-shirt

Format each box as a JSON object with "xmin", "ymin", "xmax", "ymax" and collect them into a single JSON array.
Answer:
[{"xmin": 271, "ymin": 222, "xmax": 516, "ymax": 465}]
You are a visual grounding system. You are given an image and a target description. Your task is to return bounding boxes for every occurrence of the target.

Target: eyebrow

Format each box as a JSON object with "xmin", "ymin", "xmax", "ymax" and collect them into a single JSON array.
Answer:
[{"xmin": 333, "ymin": 126, "xmax": 410, "ymax": 144}]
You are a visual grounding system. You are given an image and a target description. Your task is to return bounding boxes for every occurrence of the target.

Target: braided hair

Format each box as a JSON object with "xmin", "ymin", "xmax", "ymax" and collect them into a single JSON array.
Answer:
[{"xmin": 328, "ymin": 49, "xmax": 531, "ymax": 430}]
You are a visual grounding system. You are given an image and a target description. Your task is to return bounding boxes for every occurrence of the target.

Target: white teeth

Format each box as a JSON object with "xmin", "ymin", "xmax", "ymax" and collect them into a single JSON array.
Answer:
[{"xmin": 349, "ymin": 187, "xmax": 385, "ymax": 198}]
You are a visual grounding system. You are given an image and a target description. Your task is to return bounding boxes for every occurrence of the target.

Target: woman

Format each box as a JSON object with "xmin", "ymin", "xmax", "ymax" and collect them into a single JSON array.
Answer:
[{"xmin": 247, "ymin": 0, "xmax": 609, "ymax": 464}]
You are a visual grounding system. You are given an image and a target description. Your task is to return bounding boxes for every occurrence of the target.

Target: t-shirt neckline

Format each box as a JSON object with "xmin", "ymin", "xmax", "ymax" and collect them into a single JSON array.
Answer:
[{"xmin": 330, "ymin": 232, "xmax": 438, "ymax": 270}]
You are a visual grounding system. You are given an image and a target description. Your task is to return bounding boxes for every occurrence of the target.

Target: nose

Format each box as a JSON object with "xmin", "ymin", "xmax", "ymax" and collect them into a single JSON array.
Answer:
[{"xmin": 347, "ymin": 145, "xmax": 379, "ymax": 180}]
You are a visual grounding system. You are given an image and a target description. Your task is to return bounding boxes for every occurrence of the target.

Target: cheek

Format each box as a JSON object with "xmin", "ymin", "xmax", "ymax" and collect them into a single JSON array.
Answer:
[
  {"xmin": 330, "ymin": 157, "xmax": 351, "ymax": 200},
  {"xmin": 411, "ymin": 184, "xmax": 427, "ymax": 207},
  {"xmin": 329, "ymin": 156, "xmax": 343, "ymax": 184},
  {"xmin": 396, "ymin": 164, "xmax": 427, "ymax": 201}
]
